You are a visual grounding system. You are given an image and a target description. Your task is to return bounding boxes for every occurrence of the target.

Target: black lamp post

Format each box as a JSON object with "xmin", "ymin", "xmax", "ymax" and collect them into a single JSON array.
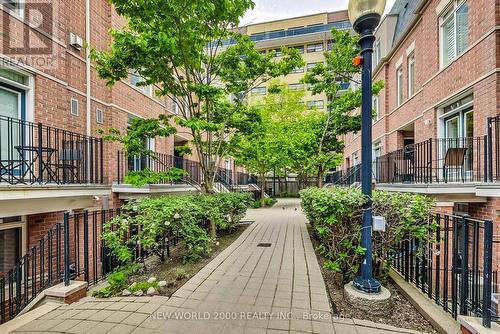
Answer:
[{"xmin": 348, "ymin": 0, "xmax": 386, "ymax": 294}]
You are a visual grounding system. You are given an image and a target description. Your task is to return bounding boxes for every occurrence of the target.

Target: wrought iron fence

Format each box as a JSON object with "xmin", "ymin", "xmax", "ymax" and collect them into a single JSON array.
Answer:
[
  {"xmin": 0, "ymin": 116, "xmax": 104, "ymax": 185},
  {"xmin": 375, "ymin": 137, "xmax": 488, "ymax": 184},
  {"xmin": 116, "ymin": 151, "xmax": 202, "ymax": 186},
  {"xmin": 0, "ymin": 208, "xmax": 210, "ymax": 324},
  {"xmin": 389, "ymin": 213, "xmax": 498, "ymax": 327}
]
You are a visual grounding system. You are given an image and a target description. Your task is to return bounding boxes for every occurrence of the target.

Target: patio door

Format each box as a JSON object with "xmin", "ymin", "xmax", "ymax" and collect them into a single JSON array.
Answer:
[
  {"xmin": 0, "ymin": 83, "xmax": 26, "ymax": 169},
  {"xmin": 444, "ymin": 107, "xmax": 473, "ymax": 177}
]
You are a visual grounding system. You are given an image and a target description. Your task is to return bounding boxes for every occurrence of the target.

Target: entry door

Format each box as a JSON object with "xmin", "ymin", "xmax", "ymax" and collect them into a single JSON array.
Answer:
[
  {"xmin": 0, "ymin": 84, "xmax": 24, "ymax": 163},
  {"xmin": 444, "ymin": 107, "xmax": 474, "ymax": 175}
]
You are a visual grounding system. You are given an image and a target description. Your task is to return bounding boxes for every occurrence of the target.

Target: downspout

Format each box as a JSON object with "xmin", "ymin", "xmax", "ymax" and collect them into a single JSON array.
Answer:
[{"xmin": 85, "ymin": 0, "xmax": 91, "ymax": 181}]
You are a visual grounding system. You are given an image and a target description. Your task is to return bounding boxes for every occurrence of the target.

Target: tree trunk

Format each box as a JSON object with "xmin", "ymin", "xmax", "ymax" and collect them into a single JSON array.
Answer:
[
  {"xmin": 259, "ymin": 173, "xmax": 266, "ymax": 206},
  {"xmin": 317, "ymin": 167, "xmax": 325, "ymax": 188}
]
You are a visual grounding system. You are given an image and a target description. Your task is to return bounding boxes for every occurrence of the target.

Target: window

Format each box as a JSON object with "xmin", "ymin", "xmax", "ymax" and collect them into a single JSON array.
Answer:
[
  {"xmin": 251, "ymin": 87, "xmax": 266, "ymax": 96},
  {"xmin": 440, "ymin": 0, "xmax": 468, "ymax": 67},
  {"xmin": 129, "ymin": 70, "xmax": 152, "ymax": 96},
  {"xmin": 307, "ymin": 43, "xmax": 324, "ymax": 53},
  {"xmin": 408, "ymin": 53, "xmax": 415, "ymax": 97},
  {"xmin": 327, "ymin": 40, "xmax": 333, "ymax": 51},
  {"xmin": 70, "ymin": 98, "xmax": 79, "ymax": 116},
  {"xmin": 2, "ymin": 0, "xmax": 23, "ymax": 17},
  {"xmin": 0, "ymin": 68, "xmax": 27, "ymax": 85},
  {"xmin": 95, "ymin": 108, "xmax": 103, "ymax": 124},
  {"xmin": 291, "ymin": 66, "xmax": 304, "ymax": 74},
  {"xmin": 396, "ymin": 66, "xmax": 403, "ymax": 106},
  {"xmin": 373, "ymin": 95, "xmax": 381, "ymax": 121},
  {"xmin": 307, "ymin": 100, "xmax": 324, "ymax": 109},
  {"xmin": 291, "ymin": 45, "xmax": 304, "ymax": 54},
  {"xmin": 373, "ymin": 39, "xmax": 381, "ymax": 67},
  {"xmin": 272, "ymin": 48, "xmax": 282, "ymax": 57},
  {"xmin": 172, "ymin": 97, "xmax": 179, "ymax": 114},
  {"xmin": 307, "ymin": 62, "xmax": 320, "ymax": 71},
  {"xmin": 288, "ymin": 83, "xmax": 304, "ymax": 91}
]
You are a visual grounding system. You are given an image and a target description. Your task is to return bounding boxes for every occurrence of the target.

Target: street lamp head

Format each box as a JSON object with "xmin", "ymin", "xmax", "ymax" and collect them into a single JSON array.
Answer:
[{"xmin": 348, "ymin": 0, "xmax": 386, "ymax": 33}]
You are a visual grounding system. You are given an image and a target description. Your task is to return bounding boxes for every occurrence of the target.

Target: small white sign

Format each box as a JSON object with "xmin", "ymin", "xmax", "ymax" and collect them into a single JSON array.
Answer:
[{"xmin": 373, "ymin": 216, "xmax": 386, "ymax": 232}]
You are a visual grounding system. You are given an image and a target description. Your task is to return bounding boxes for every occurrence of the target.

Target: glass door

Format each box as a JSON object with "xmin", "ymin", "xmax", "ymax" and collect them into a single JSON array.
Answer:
[
  {"xmin": 443, "ymin": 107, "xmax": 473, "ymax": 180},
  {"xmin": 0, "ymin": 84, "xmax": 25, "ymax": 176}
]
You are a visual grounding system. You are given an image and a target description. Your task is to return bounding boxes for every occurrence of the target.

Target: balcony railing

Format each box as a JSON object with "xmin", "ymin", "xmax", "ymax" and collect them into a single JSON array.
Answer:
[
  {"xmin": 0, "ymin": 116, "xmax": 104, "ymax": 185},
  {"xmin": 374, "ymin": 137, "xmax": 488, "ymax": 184},
  {"xmin": 117, "ymin": 151, "xmax": 256, "ymax": 192},
  {"xmin": 221, "ymin": 20, "xmax": 352, "ymax": 46}
]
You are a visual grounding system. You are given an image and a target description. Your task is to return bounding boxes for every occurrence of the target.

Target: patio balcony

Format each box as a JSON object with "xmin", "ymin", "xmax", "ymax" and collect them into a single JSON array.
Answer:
[{"xmin": 0, "ymin": 116, "xmax": 109, "ymax": 216}]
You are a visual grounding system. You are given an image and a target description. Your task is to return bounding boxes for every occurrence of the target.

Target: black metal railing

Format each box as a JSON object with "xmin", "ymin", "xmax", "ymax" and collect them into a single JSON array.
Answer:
[
  {"xmin": 487, "ymin": 115, "xmax": 500, "ymax": 182},
  {"xmin": 389, "ymin": 213, "xmax": 498, "ymax": 327},
  {"xmin": 328, "ymin": 164, "xmax": 361, "ymax": 187},
  {"xmin": 0, "ymin": 208, "xmax": 210, "ymax": 323},
  {"xmin": 374, "ymin": 137, "xmax": 488, "ymax": 184},
  {"xmin": 0, "ymin": 116, "xmax": 104, "ymax": 185},
  {"xmin": 117, "ymin": 151, "xmax": 203, "ymax": 186}
]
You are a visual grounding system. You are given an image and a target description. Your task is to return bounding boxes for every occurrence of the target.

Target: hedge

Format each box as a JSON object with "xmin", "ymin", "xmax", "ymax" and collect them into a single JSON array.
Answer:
[{"xmin": 300, "ymin": 187, "xmax": 436, "ymax": 283}]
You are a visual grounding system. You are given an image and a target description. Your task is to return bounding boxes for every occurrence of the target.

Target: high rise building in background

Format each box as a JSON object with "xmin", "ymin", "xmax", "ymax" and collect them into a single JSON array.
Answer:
[{"xmin": 236, "ymin": 11, "xmax": 353, "ymax": 108}]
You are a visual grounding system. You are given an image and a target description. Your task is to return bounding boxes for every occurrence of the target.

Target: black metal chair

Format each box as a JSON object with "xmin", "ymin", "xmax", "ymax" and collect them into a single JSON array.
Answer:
[{"xmin": 57, "ymin": 149, "xmax": 83, "ymax": 183}]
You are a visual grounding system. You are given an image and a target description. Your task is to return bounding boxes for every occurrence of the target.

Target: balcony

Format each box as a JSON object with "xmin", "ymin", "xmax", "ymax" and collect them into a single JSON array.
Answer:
[
  {"xmin": 113, "ymin": 151, "xmax": 258, "ymax": 198},
  {"xmin": 221, "ymin": 20, "xmax": 352, "ymax": 47},
  {"xmin": 0, "ymin": 116, "xmax": 109, "ymax": 216}
]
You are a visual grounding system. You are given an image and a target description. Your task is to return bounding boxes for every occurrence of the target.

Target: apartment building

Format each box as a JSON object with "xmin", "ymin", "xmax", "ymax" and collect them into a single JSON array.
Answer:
[
  {"xmin": 0, "ymin": 0, "xmax": 222, "ymax": 278},
  {"xmin": 234, "ymin": 11, "xmax": 352, "ymax": 107}
]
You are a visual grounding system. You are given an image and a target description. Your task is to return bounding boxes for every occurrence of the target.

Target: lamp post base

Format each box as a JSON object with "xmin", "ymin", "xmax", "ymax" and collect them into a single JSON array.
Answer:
[
  {"xmin": 353, "ymin": 276, "xmax": 382, "ymax": 294},
  {"xmin": 344, "ymin": 281, "xmax": 392, "ymax": 316}
]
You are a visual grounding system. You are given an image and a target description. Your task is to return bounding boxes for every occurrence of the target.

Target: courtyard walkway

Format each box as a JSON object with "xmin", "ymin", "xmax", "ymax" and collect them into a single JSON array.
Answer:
[{"xmin": 11, "ymin": 199, "xmax": 424, "ymax": 334}]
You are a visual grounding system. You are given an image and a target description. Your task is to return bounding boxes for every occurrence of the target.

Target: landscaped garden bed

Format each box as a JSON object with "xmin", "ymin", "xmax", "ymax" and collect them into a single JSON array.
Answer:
[
  {"xmin": 301, "ymin": 187, "xmax": 439, "ymax": 333},
  {"xmin": 91, "ymin": 192, "xmax": 252, "ymax": 298}
]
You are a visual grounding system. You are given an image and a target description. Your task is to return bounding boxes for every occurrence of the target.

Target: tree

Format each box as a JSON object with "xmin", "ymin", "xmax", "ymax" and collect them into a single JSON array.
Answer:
[
  {"xmin": 91, "ymin": 0, "xmax": 303, "ymax": 193},
  {"xmin": 302, "ymin": 29, "xmax": 384, "ymax": 186},
  {"xmin": 231, "ymin": 82, "xmax": 309, "ymax": 200}
]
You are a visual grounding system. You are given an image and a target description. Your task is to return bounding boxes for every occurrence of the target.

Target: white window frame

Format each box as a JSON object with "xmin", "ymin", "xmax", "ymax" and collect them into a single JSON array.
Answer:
[
  {"xmin": 306, "ymin": 43, "xmax": 324, "ymax": 53},
  {"xmin": 70, "ymin": 98, "xmax": 79, "ymax": 116},
  {"xmin": 2, "ymin": 0, "xmax": 24, "ymax": 19},
  {"xmin": 396, "ymin": 66, "xmax": 403, "ymax": 106},
  {"xmin": 439, "ymin": 0, "xmax": 468, "ymax": 68},
  {"xmin": 373, "ymin": 95, "xmax": 381, "ymax": 121},
  {"xmin": 95, "ymin": 108, "xmax": 104, "ymax": 124},
  {"xmin": 408, "ymin": 53, "xmax": 416, "ymax": 97},
  {"xmin": 306, "ymin": 100, "xmax": 325, "ymax": 109},
  {"xmin": 288, "ymin": 83, "xmax": 304, "ymax": 91},
  {"xmin": 373, "ymin": 39, "xmax": 381, "ymax": 68},
  {"xmin": 129, "ymin": 71, "xmax": 152, "ymax": 97},
  {"xmin": 251, "ymin": 87, "xmax": 266, "ymax": 96}
]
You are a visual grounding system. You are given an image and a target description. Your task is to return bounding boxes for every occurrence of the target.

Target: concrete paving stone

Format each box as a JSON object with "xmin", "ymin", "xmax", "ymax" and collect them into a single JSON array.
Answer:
[
  {"xmin": 120, "ymin": 302, "xmax": 144, "ymax": 312},
  {"xmin": 89, "ymin": 310, "xmax": 117, "ymax": 322},
  {"xmin": 16, "ymin": 319, "xmax": 63, "ymax": 332},
  {"xmin": 243, "ymin": 327, "xmax": 267, "ymax": 334},
  {"xmin": 135, "ymin": 301, "xmax": 162, "ymax": 314},
  {"xmin": 88, "ymin": 322, "xmax": 117, "ymax": 334},
  {"xmin": 36, "ymin": 309, "xmax": 66, "ymax": 320},
  {"xmin": 267, "ymin": 319, "xmax": 290, "ymax": 331},
  {"xmin": 290, "ymin": 319, "xmax": 313, "ymax": 333},
  {"xmin": 266, "ymin": 330, "xmax": 288, "ymax": 334},
  {"xmin": 122, "ymin": 312, "xmax": 150, "ymax": 326},
  {"xmin": 105, "ymin": 302, "xmax": 131, "ymax": 310},
  {"xmin": 106, "ymin": 323, "xmax": 136, "ymax": 334},
  {"xmin": 72, "ymin": 309, "xmax": 100, "ymax": 320},
  {"xmin": 66, "ymin": 320, "xmax": 100, "ymax": 334},
  {"xmin": 312, "ymin": 320, "xmax": 336, "ymax": 334},
  {"xmin": 333, "ymin": 322, "xmax": 359, "ymax": 334},
  {"xmin": 105, "ymin": 311, "xmax": 132, "ymax": 323},
  {"xmin": 49, "ymin": 319, "xmax": 83, "ymax": 332},
  {"xmin": 165, "ymin": 296, "xmax": 185, "ymax": 307}
]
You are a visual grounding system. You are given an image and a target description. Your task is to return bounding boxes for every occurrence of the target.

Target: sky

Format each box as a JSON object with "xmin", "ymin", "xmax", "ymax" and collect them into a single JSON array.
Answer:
[{"xmin": 241, "ymin": 0, "xmax": 397, "ymax": 26}]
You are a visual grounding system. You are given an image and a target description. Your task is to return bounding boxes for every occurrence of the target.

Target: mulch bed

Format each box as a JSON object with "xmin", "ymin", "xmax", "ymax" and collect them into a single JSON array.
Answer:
[
  {"xmin": 307, "ymin": 225, "xmax": 438, "ymax": 334},
  {"xmin": 128, "ymin": 224, "xmax": 248, "ymax": 296}
]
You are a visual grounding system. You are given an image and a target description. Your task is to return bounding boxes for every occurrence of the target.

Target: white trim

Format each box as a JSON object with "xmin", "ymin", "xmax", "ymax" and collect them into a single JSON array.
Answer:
[
  {"xmin": 0, "ymin": 217, "xmax": 27, "ymax": 260},
  {"xmin": 436, "ymin": 0, "xmax": 454, "ymax": 16},
  {"xmin": 395, "ymin": 56, "xmax": 403, "ymax": 69},
  {"xmin": 405, "ymin": 41, "xmax": 415, "ymax": 56}
]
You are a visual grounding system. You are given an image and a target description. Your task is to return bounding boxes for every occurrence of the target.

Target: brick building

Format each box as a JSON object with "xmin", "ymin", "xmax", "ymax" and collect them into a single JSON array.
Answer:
[
  {"xmin": 0, "ymin": 0, "xmax": 230, "ymax": 277},
  {"xmin": 339, "ymin": 0, "xmax": 500, "ymax": 303}
]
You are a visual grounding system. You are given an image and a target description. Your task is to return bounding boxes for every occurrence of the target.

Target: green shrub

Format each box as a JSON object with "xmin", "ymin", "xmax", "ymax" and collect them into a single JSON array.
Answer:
[
  {"xmin": 102, "ymin": 192, "xmax": 251, "ymax": 264},
  {"xmin": 128, "ymin": 281, "xmax": 159, "ymax": 293},
  {"xmin": 92, "ymin": 271, "xmax": 129, "ymax": 298},
  {"xmin": 300, "ymin": 187, "xmax": 435, "ymax": 284},
  {"xmin": 175, "ymin": 268, "xmax": 187, "ymax": 280}
]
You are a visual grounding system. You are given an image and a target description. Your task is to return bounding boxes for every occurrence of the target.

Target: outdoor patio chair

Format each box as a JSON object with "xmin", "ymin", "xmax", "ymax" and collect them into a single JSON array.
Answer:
[
  {"xmin": 443, "ymin": 147, "xmax": 468, "ymax": 183},
  {"xmin": 57, "ymin": 149, "xmax": 83, "ymax": 183}
]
